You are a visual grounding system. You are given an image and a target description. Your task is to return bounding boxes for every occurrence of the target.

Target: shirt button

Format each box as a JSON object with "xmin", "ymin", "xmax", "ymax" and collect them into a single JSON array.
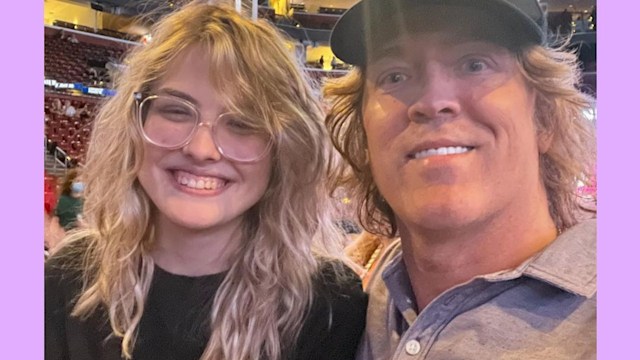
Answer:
[{"xmin": 405, "ymin": 340, "xmax": 421, "ymax": 355}]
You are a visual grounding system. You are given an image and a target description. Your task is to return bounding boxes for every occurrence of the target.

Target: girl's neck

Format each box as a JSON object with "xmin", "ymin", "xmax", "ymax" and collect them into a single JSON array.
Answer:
[{"xmin": 150, "ymin": 216, "xmax": 242, "ymax": 276}]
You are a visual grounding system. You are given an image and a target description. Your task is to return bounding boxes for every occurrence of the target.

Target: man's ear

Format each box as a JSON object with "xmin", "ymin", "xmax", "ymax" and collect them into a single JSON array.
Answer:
[{"xmin": 537, "ymin": 129, "xmax": 554, "ymax": 154}]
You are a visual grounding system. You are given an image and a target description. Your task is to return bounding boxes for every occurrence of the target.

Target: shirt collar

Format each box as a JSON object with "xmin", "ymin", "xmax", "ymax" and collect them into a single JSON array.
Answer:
[
  {"xmin": 382, "ymin": 219, "xmax": 597, "ymax": 303},
  {"xmin": 519, "ymin": 219, "xmax": 597, "ymax": 298}
]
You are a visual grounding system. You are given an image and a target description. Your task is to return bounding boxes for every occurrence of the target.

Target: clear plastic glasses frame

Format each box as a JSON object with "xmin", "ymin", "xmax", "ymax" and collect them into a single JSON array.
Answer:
[{"xmin": 134, "ymin": 92, "xmax": 273, "ymax": 163}]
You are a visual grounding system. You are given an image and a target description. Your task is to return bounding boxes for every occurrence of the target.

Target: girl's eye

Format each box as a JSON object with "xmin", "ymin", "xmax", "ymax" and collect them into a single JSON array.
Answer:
[
  {"xmin": 160, "ymin": 106, "xmax": 190, "ymax": 115},
  {"xmin": 227, "ymin": 118, "xmax": 250, "ymax": 129}
]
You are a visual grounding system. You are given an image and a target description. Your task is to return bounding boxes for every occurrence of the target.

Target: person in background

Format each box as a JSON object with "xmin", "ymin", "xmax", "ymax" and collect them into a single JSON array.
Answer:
[
  {"xmin": 559, "ymin": 8, "xmax": 573, "ymax": 35},
  {"xmin": 46, "ymin": 2, "xmax": 366, "ymax": 360},
  {"xmin": 44, "ymin": 171, "xmax": 58, "ymax": 216},
  {"xmin": 574, "ymin": 14, "xmax": 587, "ymax": 33},
  {"xmin": 51, "ymin": 98, "xmax": 65, "ymax": 115},
  {"xmin": 45, "ymin": 210, "xmax": 66, "ymax": 259},
  {"xmin": 331, "ymin": 56, "xmax": 339, "ymax": 70},
  {"xmin": 324, "ymin": 0, "xmax": 596, "ymax": 358},
  {"xmin": 64, "ymin": 100, "xmax": 77, "ymax": 117},
  {"xmin": 76, "ymin": 102, "xmax": 93, "ymax": 118},
  {"xmin": 54, "ymin": 169, "xmax": 84, "ymax": 230}
]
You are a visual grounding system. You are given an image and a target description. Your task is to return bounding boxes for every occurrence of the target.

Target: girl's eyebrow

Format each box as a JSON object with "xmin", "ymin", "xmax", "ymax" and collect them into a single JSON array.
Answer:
[{"xmin": 155, "ymin": 87, "xmax": 201, "ymax": 107}]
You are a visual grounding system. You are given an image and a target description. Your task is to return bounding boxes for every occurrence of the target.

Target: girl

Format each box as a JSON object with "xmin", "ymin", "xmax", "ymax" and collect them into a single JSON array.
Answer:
[{"xmin": 45, "ymin": 2, "xmax": 366, "ymax": 359}]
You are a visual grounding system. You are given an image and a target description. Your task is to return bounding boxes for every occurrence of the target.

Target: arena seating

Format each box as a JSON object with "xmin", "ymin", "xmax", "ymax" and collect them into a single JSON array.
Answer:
[
  {"xmin": 45, "ymin": 33, "xmax": 127, "ymax": 86},
  {"xmin": 45, "ymin": 92, "xmax": 100, "ymax": 164}
]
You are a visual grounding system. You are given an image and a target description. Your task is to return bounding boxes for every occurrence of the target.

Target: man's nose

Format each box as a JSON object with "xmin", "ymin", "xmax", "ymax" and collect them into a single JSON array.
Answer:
[{"xmin": 407, "ymin": 68, "xmax": 461, "ymax": 124}]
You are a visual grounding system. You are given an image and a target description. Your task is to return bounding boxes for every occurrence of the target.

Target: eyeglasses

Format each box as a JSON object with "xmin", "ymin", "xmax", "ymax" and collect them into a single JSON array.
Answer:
[{"xmin": 134, "ymin": 92, "xmax": 272, "ymax": 163}]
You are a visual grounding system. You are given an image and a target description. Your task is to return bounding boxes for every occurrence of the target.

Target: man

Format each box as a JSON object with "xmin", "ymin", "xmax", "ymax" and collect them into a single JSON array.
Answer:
[{"xmin": 324, "ymin": 0, "xmax": 596, "ymax": 359}]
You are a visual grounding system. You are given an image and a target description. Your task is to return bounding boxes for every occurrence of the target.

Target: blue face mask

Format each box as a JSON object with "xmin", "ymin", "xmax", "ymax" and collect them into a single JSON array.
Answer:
[{"xmin": 71, "ymin": 181, "xmax": 84, "ymax": 193}]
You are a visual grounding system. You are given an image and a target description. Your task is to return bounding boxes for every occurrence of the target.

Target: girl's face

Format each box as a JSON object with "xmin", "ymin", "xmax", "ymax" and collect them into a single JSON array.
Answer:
[{"xmin": 137, "ymin": 46, "xmax": 272, "ymax": 240}]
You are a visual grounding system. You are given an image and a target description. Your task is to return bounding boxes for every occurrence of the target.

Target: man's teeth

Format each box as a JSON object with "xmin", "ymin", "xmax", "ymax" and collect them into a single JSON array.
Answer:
[
  {"xmin": 414, "ymin": 146, "xmax": 471, "ymax": 159},
  {"xmin": 176, "ymin": 173, "xmax": 226, "ymax": 190}
]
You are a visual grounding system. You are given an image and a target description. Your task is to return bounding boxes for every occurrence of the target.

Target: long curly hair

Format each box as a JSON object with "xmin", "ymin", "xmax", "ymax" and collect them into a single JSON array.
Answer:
[
  {"xmin": 65, "ymin": 2, "xmax": 345, "ymax": 359},
  {"xmin": 324, "ymin": 41, "xmax": 597, "ymax": 236}
]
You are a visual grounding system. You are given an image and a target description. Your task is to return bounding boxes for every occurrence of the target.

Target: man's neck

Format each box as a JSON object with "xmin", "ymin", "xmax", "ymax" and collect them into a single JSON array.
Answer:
[{"xmin": 399, "ymin": 210, "xmax": 558, "ymax": 311}]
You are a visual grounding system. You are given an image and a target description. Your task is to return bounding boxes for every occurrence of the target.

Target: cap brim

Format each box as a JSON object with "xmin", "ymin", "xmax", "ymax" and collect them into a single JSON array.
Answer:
[{"xmin": 330, "ymin": 0, "xmax": 545, "ymax": 66}]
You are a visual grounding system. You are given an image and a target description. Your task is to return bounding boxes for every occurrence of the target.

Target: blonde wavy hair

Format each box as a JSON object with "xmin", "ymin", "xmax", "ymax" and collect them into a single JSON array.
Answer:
[
  {"xmin": 64, "ymin": 2, "xmax": 345, "ymax": 359},
  {"xmin": 324, "ymin": 41, "xmax": 597, "ymax": 236}
]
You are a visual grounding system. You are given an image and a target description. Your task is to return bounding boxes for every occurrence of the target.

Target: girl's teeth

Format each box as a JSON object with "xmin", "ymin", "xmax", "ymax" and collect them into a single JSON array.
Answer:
[{"xmin": 175, "ymin": 171, "xmax": 226, "ymax": 190}]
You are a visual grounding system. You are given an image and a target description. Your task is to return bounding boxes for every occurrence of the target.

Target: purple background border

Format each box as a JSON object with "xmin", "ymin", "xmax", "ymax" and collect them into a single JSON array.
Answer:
[
  {"xmin": 597, "ymin": 0, "xmax": 639, "ymax": 358},
  {"xmin": 0, "ymin": 1, "xmax": 44, "ymax": 358},
  {"xmin": 0, "ymin": 1, "xmax": 636, "ymax": 358}
]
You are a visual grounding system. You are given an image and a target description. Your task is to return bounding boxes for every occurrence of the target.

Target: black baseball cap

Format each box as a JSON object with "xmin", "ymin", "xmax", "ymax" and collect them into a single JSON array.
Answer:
[{"xmin": 330, "ymin": 0, "xmax": 547, "ymax": 66}]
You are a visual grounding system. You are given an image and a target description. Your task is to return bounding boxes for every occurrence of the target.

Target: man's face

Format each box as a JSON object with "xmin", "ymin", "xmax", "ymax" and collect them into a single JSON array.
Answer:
[{"xmin": 362, "ymin": 31, "xmax": 547, "ymax": 233}]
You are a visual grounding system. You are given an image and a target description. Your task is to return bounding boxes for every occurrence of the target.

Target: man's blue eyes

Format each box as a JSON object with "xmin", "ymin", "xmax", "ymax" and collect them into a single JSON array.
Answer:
[
  {"xmin": 463, "ymin": 59, "xmax": 490, "ymax": 73},
  {"xmin": 379, "ymin": 72, "xmax": 410, "ymax": 86},
  {"xmin": 375, "ymin": 58, "xmax": 492, "ymax": 88}
]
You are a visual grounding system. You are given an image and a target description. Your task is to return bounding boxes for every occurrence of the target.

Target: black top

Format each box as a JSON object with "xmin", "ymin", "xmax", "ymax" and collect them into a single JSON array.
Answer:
[{"xmin": 45, "ymin": 242, "xmax": 367, "ymax": 360}]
